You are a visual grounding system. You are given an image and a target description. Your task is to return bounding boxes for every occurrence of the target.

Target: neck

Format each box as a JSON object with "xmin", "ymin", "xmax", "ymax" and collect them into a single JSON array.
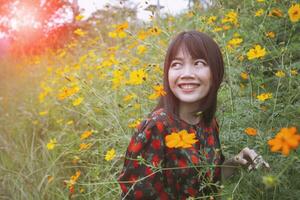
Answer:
[{"xmin": 179, "ymin": 101, "xmax": 201, "ymax": 125}]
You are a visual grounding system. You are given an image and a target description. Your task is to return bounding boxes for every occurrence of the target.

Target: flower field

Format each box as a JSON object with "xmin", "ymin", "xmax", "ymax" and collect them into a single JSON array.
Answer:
[{"xmin": 0, "ymin": 0, "xmax": 299, "ymax": 199}]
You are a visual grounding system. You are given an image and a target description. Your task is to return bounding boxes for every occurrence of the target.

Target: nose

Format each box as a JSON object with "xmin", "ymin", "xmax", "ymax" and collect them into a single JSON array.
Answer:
[{"xmin": 180, "ymin": 64, "xmax": 195, "ymax": 79}]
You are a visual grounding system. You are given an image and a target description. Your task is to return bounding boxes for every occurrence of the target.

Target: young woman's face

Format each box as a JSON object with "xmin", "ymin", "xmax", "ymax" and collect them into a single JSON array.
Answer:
[{"xmin": 168, "ymin": 48, "xmax": 212, "ymax": 105}]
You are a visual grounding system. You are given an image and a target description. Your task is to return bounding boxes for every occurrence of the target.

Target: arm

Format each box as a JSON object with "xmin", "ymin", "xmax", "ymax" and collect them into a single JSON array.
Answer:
[
  {"xmin": 222, "ymin": 147, "xmax": 270, "ymax": 181},
  {"xmin": 221, "ymin": 157, "xmax": 240, "ymax": 180}
]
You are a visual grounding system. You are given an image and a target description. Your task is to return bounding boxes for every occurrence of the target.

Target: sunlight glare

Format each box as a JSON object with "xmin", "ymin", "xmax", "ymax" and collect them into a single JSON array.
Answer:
[{"xmin": 10, "ymin": 6, "xmax": 41, "ymax": 31}]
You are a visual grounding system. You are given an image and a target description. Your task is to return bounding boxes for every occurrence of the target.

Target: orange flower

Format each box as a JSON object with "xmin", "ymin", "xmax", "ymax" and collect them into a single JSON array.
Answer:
[
  {"xmin": 244, "ymin": 128, "xmax": 257, "ymax": 136},
  {"xmin": 80, "ymin": 130, "xmax": 92, "ymax": 140},
  {"xmin": 268, "ymin": 127, "xmax": 300, "ymax": 156},
  {"xmin": 240, "ymin": 72, "xmax": 248, "ymax": 80},
  {"xmin": 64, "ymin": 170, "xmax": 81, "ymax": 194},
  {"xmin": 70, "ymin": 171, "xmax": 81, "ymax": 184},
  {"xmin": 165, "ymin": 130, "xmax": 198, "ymax": 148},
  {"xmin": 148, "ymin": 85, "xmax": 167, "ymax": 100},
  {"xmin": 266, "ymin": 31, "xmax": 275, "ymax": 38},
  {"xmin": 268, "ymin": 8, "xmax": 283, "ymax": 17},
  {"xmin": 79, "ymin": 143, "xmax": 92, "ymax": 150}
]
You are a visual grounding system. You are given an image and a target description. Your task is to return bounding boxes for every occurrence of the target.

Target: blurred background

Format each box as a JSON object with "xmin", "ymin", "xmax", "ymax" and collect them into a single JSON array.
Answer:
[{"xmin": 0, "ymin": 0, "xmax": 299, "ymax": 199}]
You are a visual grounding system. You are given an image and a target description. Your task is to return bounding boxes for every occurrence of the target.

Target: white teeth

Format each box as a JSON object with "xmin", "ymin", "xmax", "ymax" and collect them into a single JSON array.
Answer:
[{"xmin": 179, "ymin": 84, "xmax": 199, "ymax": 89}]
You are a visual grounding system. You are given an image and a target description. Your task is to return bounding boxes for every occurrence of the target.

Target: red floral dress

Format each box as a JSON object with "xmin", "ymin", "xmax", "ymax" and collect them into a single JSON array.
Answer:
[{"xmin": 118, "ymin": 108, "xmax": 225, "ymax": 200}]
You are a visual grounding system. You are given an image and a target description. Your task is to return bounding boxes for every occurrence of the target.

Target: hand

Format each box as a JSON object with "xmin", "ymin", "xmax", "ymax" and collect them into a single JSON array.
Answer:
[{"xmin": 233, "ymin": 147, "xmax": 270, "ymax": 171}]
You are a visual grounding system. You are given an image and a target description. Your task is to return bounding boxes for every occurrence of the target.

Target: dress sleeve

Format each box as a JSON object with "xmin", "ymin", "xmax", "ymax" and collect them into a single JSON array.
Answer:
[{"xmin": 117, "ymin": 118, "xmax": 170, "ymax": 199}]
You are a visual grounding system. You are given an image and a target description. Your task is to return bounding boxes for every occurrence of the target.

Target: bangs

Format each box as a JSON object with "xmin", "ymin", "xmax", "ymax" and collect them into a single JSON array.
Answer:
[{"xmin": 168, "ymin": 32, "xmax": 209, "ymax": 62}]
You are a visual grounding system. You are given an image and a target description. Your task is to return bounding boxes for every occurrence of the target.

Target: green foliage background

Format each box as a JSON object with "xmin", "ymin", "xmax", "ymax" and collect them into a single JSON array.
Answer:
[{"xmin": 0, "ymin": 0, "xmax": 299, "ymax": 199}]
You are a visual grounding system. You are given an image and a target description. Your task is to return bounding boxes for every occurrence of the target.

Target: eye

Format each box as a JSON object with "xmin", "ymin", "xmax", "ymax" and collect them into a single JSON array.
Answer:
[
  {"xmin": 170, "ymin": 61, "xmax": 182, "ymax": 68},
  {"xmin": 195, "ymin": 60, "xmax": 207, "ymax": 66}
]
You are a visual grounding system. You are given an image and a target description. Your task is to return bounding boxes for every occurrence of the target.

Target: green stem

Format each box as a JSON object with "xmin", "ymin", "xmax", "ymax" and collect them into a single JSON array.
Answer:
[
  {"xmin": 225, "ymin": 50, "xmax": 235, "ymax": 113},
  {"xmin": 269, "ymin": 78, "xmax": 281, "ymax": 127},
  {"xmin": 276, "ymin": 156, "xmax": 296, "ymax": 178},
  {"xmin": 248, "ymin": 71, "xmax": 254, "ymax": 105}
]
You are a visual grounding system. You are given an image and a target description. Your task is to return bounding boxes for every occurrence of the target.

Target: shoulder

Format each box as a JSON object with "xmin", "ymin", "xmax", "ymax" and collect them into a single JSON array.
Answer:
[
  {"xmin": 127, "ymin": 108, "xmax": 169, "ymax": 154},
  {"xmin": 136, "ymin": 108, "xmax": 170, "ymax": 133}
]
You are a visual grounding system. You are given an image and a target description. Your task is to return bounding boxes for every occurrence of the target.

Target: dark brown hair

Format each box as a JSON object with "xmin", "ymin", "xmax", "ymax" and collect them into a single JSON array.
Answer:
[{"xmin": 153, "ymin": 30, "xmax": 224, "ymax": 127}]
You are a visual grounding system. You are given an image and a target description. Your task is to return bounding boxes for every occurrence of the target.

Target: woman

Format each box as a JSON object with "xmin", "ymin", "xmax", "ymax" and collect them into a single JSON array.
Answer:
[{"xmin": 118, "ymin": 30, "xmax": 269, "ymax": 200}]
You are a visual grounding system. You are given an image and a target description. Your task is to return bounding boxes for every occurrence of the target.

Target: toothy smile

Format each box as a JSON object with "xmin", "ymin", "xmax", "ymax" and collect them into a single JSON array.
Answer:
[{"xmin": 178, "ymin": 83, "xmax": 200, "ymax": 89}]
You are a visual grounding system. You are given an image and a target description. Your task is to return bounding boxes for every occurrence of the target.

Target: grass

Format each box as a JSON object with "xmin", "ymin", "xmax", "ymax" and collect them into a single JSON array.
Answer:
[{"xmin": 0, "ymin": 0, "xmax": 300, "ymax": 199}]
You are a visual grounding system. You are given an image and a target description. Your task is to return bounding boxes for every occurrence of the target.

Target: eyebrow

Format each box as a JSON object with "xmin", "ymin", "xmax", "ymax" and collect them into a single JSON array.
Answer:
[
  {"xmin": 172, "ymin": 57, "xmax": 184, "ymax": 61},
  {"xmin": 172, "ymin": 57, "xmax": 206, "ymax": 61}
]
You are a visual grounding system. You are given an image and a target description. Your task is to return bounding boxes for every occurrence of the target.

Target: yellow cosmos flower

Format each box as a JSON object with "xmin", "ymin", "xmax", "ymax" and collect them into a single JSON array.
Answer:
[
  {"xmin": 47, "ymin": 138, "xmax": 57, "ymax": 150},
  {"xmin": 66, "ymin": 120, "xmax": 74, "ymax": 125},
  {"xmin": 227, "ymin": 37, "xmax": 243, "ymax": 50},
  {"xmin": 118, "ymin": 31, "xmax": 127, "ymax": 38},
  {"xmin": 247, "ymin": 45, "xmax": 266, "ymax": 60},
  {"xmin": 266, "ymin": 31, "xmax": 275, "ymax": 38},
  {"xmin": 148, "ymin": 27, "xmax": 162, "ymax": 36},
  {"xmin": 275, "ymin": 70, "xmax": 285, "ymax": 78},
  {"xmin": 255, "ymin": 9, "xmax": 264, "ymax": 17},
  {"xmin": 213, "ymin": 27, "xmax": 223, "ymax": 32},
  {"xmin": 240, "ymin": 72, "xmax": 248, "ymax": 80},
  {"xmin": 108, "ymin": 22, "xmax": 128, "ymax": 38},
  {"xmin": 222, "ymin": 11, "xmax": 238, "ymax": 25},
  {"xmin": 74, "ymin": 28, "xmax": 87, "ymax": 37},
  {"xmin": 73, "ymin": 97, "xmax": 84, "ymax": 106},
  {"xmin": 186, "ymin": 11, "xmax": 194, "ymax": 18},
  {"xmin": 133, "ymin": 103, "xmax": 141, "ymax": 110},
  {"xmin": 57, "ymin": 86, "xmax": 80, "ymax": 100},
  {"xmin": 257, "ymin": 93, "xmax": 272, "ymax": 101},
  {"xmin": 137, "ymin": 45, "xmax": 147, "ymax": 55},
  {"xmin": 123, "ymin": 93, "xmax": 137, "ymax": 102},
  {"xmin": 80, "ymin": 130, "xmax": 92, "ymax": 140},
  {"xmin": 244, "ymin": 128, "xmax": 257, "ymax": 136},
  {"xmin": 116, "ymin": 22, "xmax": 128, "ymax": 31},
  {"xmin": 257, "ymin": 0, "xmax": 264, "ymax": 2},
  {"xmin": 128, "ymin": 119, "xmax": 141, "ymax": 128},
  {"xmin": 238, "ymin": 55, "xmax": 244, "ymax": 61},
  {"xmin": 207, "ymin": 16, "xmax": 217, "ymax": 24},
  {"xmin": 75, "ymin": 15, "xmax": 84, "ymax": 21},
  {"xmin": 288, "ymin": 4, "xmax": 300, "ymax": 22},
  {"xmin": 268, "ymin": 127, "xmax": 300, "ymax": 156},
  {"xmin": 58, "ymin": 50, "xmax": 66, "ymax": 58},
  {"xmin": 126, "ymin": 69, "xmax": 148, "ymax": 85},
  {"xmin": 228, "ymin": 38, "xmax": 243, "ymax": 46},
  {"xmin": 108, "ymin": 31, "xmax": 117, "ymax": 38},
  {"xmin": 290, "ymin": 69, "xmax": 298, "ymax": 76},
  {"xmin": 137, "ymin": 30, "xmax": 148, "ymax": 40},
  {"xmin": 105, "ymin": 148, "xmax": 116, "ymax": 161},
  {"xmin": 165, "ymin": 130, "xmax": 198, "ymax": 148},
  {"xmin": 39, "ymin": 110, "xmax": 48, "ymax": 116},
  {"xmin": 112, "ymin": 69, "xmax": 125, "ymax": 89}
]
